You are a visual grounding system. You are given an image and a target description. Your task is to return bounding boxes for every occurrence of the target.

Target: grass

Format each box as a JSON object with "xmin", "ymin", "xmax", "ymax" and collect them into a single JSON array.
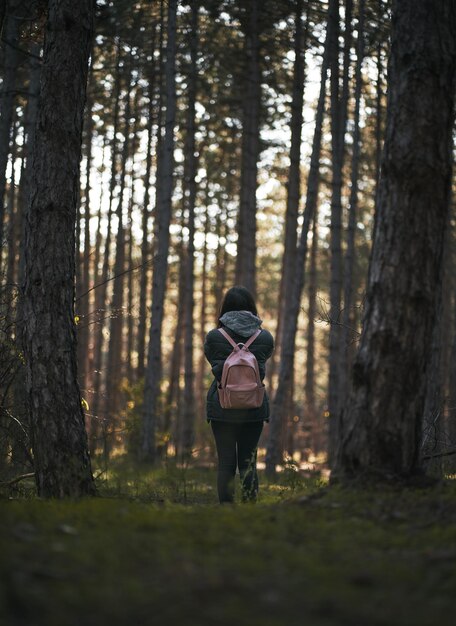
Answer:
[{"xmin": 1, "ymin": 461, "xmax": 456, "ymax": 626}]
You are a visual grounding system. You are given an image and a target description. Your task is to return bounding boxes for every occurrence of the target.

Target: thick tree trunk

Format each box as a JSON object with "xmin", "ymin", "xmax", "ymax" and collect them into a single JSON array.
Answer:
[
  {"xmin": 421, "ymin": 220, "xmax": 452, "ymax": 475},
  {"xmin": 336, "ymin": 0, "xmax": 456, "ymax": 481},
  {"xmin": 448, "ymin": 287, "xmax": 456, "ymax": 465},
  {"xmin": 235, "ymin": 0, "xmax": 261, "ymax": 294},
  {"xmin": 22, "ymin": 0, "xmax": 96, "ymax": 497},
  {"xmin": 11, "ymin": 42, "xmax": 41, "ymax": 470},
  {"xmin": 142, "ymin": 0, "xmax": 177, "ymax": 462},
  {"xmin": 181, "ymin": 0, "xmax": 199, "ymax": 459},
  {"xmin": 265, "ymin": 5, "xmax": 332, "ymax": 476}
]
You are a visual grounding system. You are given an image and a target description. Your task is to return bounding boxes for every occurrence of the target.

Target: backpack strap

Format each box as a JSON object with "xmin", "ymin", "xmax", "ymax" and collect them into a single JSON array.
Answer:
[
  {"xmin": 243, "ymin": 328, "xmax": 262, "ymax": 350},
  {"xmin": 218, "ymin": 327, "xmax": 262, "ymax": 350},
  {"xmin": 218, "ymin": 327, "xmax": 239, "ymax": 350}
]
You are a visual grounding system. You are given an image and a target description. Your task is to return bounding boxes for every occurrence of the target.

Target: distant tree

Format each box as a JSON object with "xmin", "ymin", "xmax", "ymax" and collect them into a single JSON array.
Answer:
[
  {"xmin": 273, "ymin": 0, "xmax": 308, "ymax": 456},
  {"xmin": 336, "ymin": 0, "xmax": 456, "ymax": 480},
  {"xmin": 181, "ymin": 0, "xmax": 199, "ymax": 459},
  {"xmin": 0, "ymin": 0, "xmax": 21, "ymax": 259},
  {"xmin": 265, "ymin": 0, "xmax": 333, "ymax": 476},
  {"xmin": 235, "ymin": 0, "xmax": 261, "ymax": 294},
  {"xmin": 22, "ymin": 0, "xmax": 96, "ymax": 496},
  {"xmin": 327, "ymin": 0, "xmax": 352, "ymax": 463},
  {"xmin": 338, "ymin": 0, "xmax": 365, "ymax": 422},
  {"xmin": 142, "ymin": 0, "xmax": 178, "ymax": 463},
  {"xmin": 105, "ymin": 66, "xmax": 133, "ymax": 432}
]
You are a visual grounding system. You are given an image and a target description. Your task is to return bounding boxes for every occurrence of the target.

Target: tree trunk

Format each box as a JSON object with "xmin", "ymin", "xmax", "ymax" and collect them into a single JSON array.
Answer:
[
  {"xmin": 0, "ymin": 1, "xmax": 6, "ymax": 39},
  {"xmin": 136, "ymin": 23, "xmax": 158, "ymax": 381},
  {"xmin": 5, "ymin": 112, "xmax": 18, "ymax": 329},
  {"xmin": 305, "ymin": 213, "xmax": 319, "ymax": 452},
  {"xmin": 421, "ymin": 219, "xmax": 452, "ymax": 475},
  {"xmin": 142, "ymin": 0, "xmax": 177, "ymax": 462},
  {"xmin": 327, "ymin": 0, "xmax": 352, "ymax": 464},
  {"xmin": 273, "ymin": 0, "xmax": 308, "ymax": 456},
  {"xmin": 77, "ymin": 55, "xmax": 94, "ymax": 397},
  {"xmin": 448, "ymin": 285, "xmax": 456, "ymax": 468},
  {"xmin": 164, "ymin": 247, "xmax": 186, "ymax": 457},
  {"xmin": 375, "ymin": 0, "xmax": 384, "ymax": 195},
  {"xmin": 104, "ymin": 70, "xmax": 133, "ymax": 440},
  {"xmin": 22, "ymin": 0, "xmax": 96, "ymax": 497},
  {"xmin": 338, "ymin": 0, "xmax": 365, "ymax": 412},
  {"xmin": 126, "ymin": 88, "xmax": 141, "ymax": 382},
  {"xmin": 265, "ymin": 4, "xmax": 332, "ymax": 476},
  {"xmin": 235, "ymin": 0, "xmax": 261, "ymax": 294},
  {"xmin": 11, "ymin": 42, "xmax": 41, "ymax": 470},
  {"xmin": 89, "ymin": 42, "xmax": 122, "ymax": 451},
  {"xmin": 87, "ymin": 135, "xmax": 109, "ymax": 456},
  {"xmin": 335, "ymin": 0, "xmax": 456, "ymax": 481},
  {"xmin": 0, "ymin": 2, "xmax": 20, "ymax": 259},
  {"xmin": 196, "ymin": 198, "xmax": 209, "ymax": 420},
  {"xmin": 181, "ymin": 0, "xmax": 199, "ymax": 459}
]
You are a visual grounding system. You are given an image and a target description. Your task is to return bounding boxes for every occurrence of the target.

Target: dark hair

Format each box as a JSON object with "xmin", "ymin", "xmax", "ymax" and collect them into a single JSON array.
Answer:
[{"xmin": 218, "ymin": 286, "xmax": 258, "ymax": 326}]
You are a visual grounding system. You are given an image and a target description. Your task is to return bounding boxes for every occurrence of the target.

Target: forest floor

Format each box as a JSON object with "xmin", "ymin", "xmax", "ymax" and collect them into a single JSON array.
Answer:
[{"xmin": 1, "ymin": 460, "xmax": 456, "ymax": 626}]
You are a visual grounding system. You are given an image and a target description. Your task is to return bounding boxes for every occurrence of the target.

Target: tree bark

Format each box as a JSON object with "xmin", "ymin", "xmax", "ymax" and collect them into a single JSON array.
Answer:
[
  {"xmin": 235, "ymin": 0, "xmax": 261, "ymax": 294},
  {"xmin": 164, "ymin": 247, "xmax": 186, "ymax": 457},
  {"xmin": 22, "ymin": 0, "xmax": 96, "ymax": 497},
  {"xmin": 196, "ymin": 196, "xmax": 209, "ymax": 420},
  {"xmin": 305, "ymin": 213, "xmax": 319, "ymax": 451},
  {"xmin": 338, "ymin": 0, "xmax": 365, "ymax": 412},
  {"xmin": 421, "ymin": 218, "xmax": 452, "ymax": 475},
  {"xmin": 375, "ymin": 0, "xmax": 384, "ymax": 195},
  {"xmin": 5, "ymin": 112, "xmax": 18, "ymax": 329},
  {"xmin": 142, "ymin": 0, "xmax": 177, "ymax": 462},
  {"xmin": 104, "ymin": 69, "xmax": 133, "ymax": 438},
  {"xmin": 0, "ymin": 2, "xmax": 20, "ymax": 259},
  {"xmin": 181, "ymin": 0, "xmax": 199, "ymax": 459},
  {"xmin": 448, "ymin": 284, "xmax": 456, "ymax": 467},
  {"xmin": 89, "ymin": 41, "xmax": 122, "ymax": 449},
  {"xmin": 273, "ymin": 0, "xmax": 308, "ymax": 457},
  {"xmin": 335, "ymin": 0, "xmax": 456, "ymax": 481},
  {"xmin": 265, "ymin": 3, "xmax": 332, "ymax": 476},
  {"xmin": 136, "ymin": 23, "xmax": 157, "ymax": 381},
  {"xmin": 11, "ymin": 41, "xmax": 41, "ymax": 470},
  {"xmin": 76, "ymin": 53, "xmax": 94, "ymax": 396},
  {"xmin": 327, "ymin": 0, "xmax": 352, "ymax": 464}
]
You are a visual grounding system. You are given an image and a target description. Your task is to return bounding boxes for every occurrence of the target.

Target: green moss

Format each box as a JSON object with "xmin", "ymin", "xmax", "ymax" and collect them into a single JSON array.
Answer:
[{"xmin": 1, "ymin": 470, "xmax": 456, "ymax": 626}]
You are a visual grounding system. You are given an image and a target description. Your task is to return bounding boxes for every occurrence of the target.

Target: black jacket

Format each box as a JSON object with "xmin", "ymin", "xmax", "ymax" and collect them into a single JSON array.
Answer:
[{"xmin": 204, "ymin": 327, "xmax": 274, "ymax": 423}]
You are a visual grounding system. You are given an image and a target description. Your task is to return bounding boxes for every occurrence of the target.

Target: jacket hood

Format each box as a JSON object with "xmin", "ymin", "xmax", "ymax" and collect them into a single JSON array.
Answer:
[{"xmin": 219, "ymin": 310, "xmax": 263, "ymax": 338}]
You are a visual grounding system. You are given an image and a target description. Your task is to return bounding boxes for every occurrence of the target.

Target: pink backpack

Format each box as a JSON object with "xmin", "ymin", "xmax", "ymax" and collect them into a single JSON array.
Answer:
[{"xmin": 217, "ymin": 328, "xmax": 265, "ymax": 409}]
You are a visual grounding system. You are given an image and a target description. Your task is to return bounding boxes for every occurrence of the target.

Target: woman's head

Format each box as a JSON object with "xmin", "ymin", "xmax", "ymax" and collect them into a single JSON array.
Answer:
[{"xmin": 218, "ymin": 286, "xmax": 258, "ymax": 324}]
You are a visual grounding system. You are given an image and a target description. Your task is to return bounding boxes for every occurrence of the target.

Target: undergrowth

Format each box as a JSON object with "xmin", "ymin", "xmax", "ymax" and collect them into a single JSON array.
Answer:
[{"xmin": 1, "ymin": 460, "xmax": 456, "ymax": 626}]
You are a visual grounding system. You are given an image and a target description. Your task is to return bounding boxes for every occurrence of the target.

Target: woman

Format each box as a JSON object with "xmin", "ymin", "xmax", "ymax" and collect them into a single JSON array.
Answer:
[{"xmin": 204, "ymin": 286, "xmax": 274, "ymax": 504}]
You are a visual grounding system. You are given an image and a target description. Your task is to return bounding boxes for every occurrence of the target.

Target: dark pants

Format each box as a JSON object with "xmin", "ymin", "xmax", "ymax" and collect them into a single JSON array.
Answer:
[{"xmin": 210, "ymin": 420, "xmax": 263, "ymax": 503}]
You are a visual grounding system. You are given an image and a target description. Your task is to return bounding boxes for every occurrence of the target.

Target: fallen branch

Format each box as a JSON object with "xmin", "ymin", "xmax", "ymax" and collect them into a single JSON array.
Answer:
[{"xmin": 0, "ymin": 472, "xmax": 35, "ymax": 487}]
